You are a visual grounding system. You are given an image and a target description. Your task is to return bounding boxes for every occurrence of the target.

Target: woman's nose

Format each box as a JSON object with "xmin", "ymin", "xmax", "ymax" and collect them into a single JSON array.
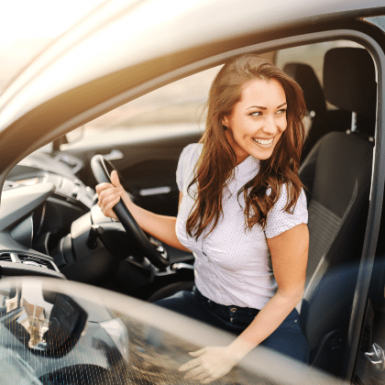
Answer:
[{"xmin": 262, "ymin": 115, "xmax": 278, "ymax": 135}]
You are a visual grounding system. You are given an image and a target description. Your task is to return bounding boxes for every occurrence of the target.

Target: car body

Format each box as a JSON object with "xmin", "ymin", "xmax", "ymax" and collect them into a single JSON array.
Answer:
[{"xmin": 0, "ymin": 0, "xmax": 384, "ymax": 383}]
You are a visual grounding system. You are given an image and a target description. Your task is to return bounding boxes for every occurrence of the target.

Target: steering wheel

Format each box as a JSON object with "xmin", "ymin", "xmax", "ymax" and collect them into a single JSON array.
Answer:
[{"xmin": 91, "ymin": 154, "xmax": 169, "ymax": 269}]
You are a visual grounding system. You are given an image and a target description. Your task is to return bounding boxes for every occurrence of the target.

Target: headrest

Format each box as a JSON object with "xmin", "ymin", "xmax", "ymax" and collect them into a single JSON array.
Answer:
[
  {"xmin": 284, "ymin": 62, "xmax": 326, "ymax": 117},
  {"xmin": 323, "ymin": 48, "xmax": 376, "ymax": 118}
]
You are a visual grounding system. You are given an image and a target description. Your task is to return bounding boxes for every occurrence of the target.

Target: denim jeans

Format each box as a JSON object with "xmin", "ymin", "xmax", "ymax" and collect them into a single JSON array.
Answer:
[{"xmin": 155, "ymin": 286, "xmax": 309, "ymax": 363}]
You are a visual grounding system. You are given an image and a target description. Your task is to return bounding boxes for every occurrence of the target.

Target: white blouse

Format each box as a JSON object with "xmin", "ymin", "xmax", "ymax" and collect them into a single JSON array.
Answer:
[{"xmin": 175, "ymin": 143, "xmax": 308, "ymax": 309}]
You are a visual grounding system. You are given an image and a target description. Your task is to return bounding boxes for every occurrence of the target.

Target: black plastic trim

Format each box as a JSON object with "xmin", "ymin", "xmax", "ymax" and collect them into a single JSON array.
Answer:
[{"xmin": 0, "ymin": 250, "xmax": 65, "ymax": 278}]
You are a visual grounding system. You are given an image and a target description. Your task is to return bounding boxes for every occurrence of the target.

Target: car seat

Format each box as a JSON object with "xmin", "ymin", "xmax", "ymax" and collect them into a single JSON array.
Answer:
[
  {"xmin": 283, "ymin": 62, "xmax": 327, "ymax": 120},
  {"xmin": 298, "ymin": 47, "xmax": 377, "ymax": 374},
  {"xmin": 283, "ymin": 62, "xmax": 352, "ymax": 162},
  {"xmin": 283, "ymin": 62, "xmax": 327, "ymax": 161}
]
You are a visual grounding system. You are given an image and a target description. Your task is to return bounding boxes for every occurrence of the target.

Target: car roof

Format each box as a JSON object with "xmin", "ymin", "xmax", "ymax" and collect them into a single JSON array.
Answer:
[{"xmin": 0, "ymin": 0, "xmax": 383, "ymax": 178}]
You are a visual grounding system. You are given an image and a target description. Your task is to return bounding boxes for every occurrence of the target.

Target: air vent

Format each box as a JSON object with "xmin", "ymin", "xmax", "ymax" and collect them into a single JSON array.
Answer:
[
  {"xmin": 18, "ymin": 255, "xmax": 55, "ymax": 271},
  {"xmin": 0, "ymin": 253, "xmax": 12, "ymax": 262}
]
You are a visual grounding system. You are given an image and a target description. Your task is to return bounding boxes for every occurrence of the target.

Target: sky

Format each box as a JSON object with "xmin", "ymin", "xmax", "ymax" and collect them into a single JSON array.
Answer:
[{"xmin": 0, "ymin": 0, "xmax": 105, "ymax": 92}]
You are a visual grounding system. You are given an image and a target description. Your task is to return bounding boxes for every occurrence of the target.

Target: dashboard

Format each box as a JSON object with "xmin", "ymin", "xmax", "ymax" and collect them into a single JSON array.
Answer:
[
  {"xmin": 0, "ymin": 150, "xmax": 96, "ymax": 280},
  {"xmin": 0, "ymin": 147, "xmax": 194, "ymax": 288}
]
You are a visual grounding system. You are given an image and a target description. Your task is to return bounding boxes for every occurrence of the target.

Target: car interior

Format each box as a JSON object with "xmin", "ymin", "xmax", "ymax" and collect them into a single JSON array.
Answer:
[{"xmin": 0, "ymin": 37, "xmax": 382, "ymax": 381}]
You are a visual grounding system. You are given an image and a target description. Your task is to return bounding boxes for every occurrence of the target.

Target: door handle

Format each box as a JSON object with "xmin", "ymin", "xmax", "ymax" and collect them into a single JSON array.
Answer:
[
  {"xmin": 365, "ymin": 343, "xmax": 385, "ymax": 370},
  {"xmin": 104, "ymin": 149, "xmax": 124, "ymax": 161},
  {"xmin": 139, "ymin": 186, "xmax": 171, "ymax": 196}
]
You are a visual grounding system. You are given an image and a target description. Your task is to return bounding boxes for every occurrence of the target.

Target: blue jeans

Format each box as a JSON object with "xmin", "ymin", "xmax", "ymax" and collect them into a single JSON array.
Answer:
[{"xmin": 155, "ymin": 286, "xmax": 309, "ymax": 364}]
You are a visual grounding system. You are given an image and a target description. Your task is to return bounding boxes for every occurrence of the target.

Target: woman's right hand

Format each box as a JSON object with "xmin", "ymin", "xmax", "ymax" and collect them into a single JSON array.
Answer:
[
  {"xmin": 97, "ymin": 171, "xmax": 188, "ymax": 251},
  {"xmin": 95, "ymin": 170, "xmax": 131, "ymax": 220}
]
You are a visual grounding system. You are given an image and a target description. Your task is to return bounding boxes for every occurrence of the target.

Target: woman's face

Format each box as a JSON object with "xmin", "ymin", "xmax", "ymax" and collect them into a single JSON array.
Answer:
[{"xmin": 222, "ymin": 77, "xmax": 287, "ymax": 164}]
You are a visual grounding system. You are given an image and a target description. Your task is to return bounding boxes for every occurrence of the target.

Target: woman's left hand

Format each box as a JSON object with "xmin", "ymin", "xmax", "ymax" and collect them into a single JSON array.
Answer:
[{"xmin": 179, "ymin": 346, "xmax": 238, "ymax": 383}]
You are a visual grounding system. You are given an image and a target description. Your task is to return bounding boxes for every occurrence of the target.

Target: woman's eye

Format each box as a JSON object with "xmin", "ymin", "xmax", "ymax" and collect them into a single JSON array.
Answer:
[
  {"xmin": 276, "ymin": 109, "xmax": 287, "ymax": 115},
  {"xmin": 250, "ymin": 111, "xmax": 262, "ymax": 117}
]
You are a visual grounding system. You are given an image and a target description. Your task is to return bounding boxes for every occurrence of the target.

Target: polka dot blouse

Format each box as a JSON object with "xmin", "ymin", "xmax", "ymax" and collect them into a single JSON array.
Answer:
[{"xmin": 175, "ymin": 143, "xmax": 308, "ymax": 309}]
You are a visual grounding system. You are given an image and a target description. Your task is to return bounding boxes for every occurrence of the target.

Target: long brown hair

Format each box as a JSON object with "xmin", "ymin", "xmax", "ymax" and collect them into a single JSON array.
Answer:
[{"xmin": 186, "ymin": 54, "xmax": 306, "ymax": 239}]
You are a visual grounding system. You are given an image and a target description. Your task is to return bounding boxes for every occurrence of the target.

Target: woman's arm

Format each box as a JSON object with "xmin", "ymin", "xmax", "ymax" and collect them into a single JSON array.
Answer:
[
  {"xmin": 96, "ymin": 170, "xmax": 190, "ymax": 252},
  {"xmin": 228, "ymin": 223, "xmax": 309, "ymax": 357},
  {"xmin": 179, "ymin": 223, "xmax": 309, "ymax": 383}
]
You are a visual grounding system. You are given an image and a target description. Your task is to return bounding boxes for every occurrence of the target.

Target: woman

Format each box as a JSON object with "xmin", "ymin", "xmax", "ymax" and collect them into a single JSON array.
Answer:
[{"xmin": 96, "ymin": 54, "xmax": 309, "ymax": 383}]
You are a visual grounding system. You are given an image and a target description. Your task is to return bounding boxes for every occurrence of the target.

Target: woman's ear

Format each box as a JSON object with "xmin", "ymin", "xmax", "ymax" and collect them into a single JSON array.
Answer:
[{"xmin": 222, "ymin": 115, "xmax": 230, "ymax": 129}]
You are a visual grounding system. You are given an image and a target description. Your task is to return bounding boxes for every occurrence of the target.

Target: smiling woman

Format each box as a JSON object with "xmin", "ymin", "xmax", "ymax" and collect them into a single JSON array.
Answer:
[
  {"xmin": 222, "ymin": 78, "xmax": 287, "ymax": 162},
  {"xmin": 96, "ymin": 54, "xmax": 309, "ymax": 383},
  {"xmin": 0, "ymin": 0, "xmax": 383, "ymax": 383},
  {"xmin": 188, "ymin": 54, "xmax": 306, "ymax": 237}
]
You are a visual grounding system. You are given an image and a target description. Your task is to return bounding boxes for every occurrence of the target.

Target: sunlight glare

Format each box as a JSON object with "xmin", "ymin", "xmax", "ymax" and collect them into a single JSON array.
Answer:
[{"xmin": 0, "ymin": 0, "xmax": 106, "ymax": 47}]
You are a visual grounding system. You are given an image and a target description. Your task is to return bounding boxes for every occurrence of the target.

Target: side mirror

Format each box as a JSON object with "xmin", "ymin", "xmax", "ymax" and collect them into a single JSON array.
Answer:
[{"xmin": 44, "ymin": 293, "xmax": 88, "ymax": 357}]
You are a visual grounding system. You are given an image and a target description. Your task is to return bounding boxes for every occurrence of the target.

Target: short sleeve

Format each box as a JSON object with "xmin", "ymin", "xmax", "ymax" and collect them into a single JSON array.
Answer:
[
  {"xmin": 264, "ymin": 186, "xmax": 308, "ymax": 238},
  {"xmin": 176, "ymin": 147, "xmax": 187, "ymax": 192},
  {"xmin": 176, "ymin": 143, "xmax": 202, "ymax": 192}
]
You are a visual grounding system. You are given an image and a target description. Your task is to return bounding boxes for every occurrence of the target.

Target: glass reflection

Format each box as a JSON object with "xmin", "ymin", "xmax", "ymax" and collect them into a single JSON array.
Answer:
[
  {"xmin": 0, "ymin": 278, "xmax": 341, "ymax": 385},
  {"xmin": 18, "ymin": 299, "xmax": 50, "ymax": 350}
]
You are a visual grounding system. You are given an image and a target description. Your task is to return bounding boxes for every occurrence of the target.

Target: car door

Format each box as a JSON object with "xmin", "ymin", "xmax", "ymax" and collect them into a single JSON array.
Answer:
[
  {"xmin": 0, "ymin": 1, "xmax": 384, "ymax": 383},
  {"xmin": 350, "ymin": 18, "xmax": 385, "ymax": 381}
]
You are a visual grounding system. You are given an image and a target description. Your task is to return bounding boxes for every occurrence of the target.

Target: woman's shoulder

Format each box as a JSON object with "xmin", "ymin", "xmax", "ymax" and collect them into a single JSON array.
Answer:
[
  {"xmin": 176, "ymin": 143, "xmax": 203, "ymax": 192},
  {"xmin": 265, "ymin": 183, "xmax": 308, "ymax": 238},
  {"xmin": 179, "ymin": 143, "xmax": 203, "ymax": 168},
  {"xmin": 181, "ymin": 142, "xmax": 203, "ymax": 156}
]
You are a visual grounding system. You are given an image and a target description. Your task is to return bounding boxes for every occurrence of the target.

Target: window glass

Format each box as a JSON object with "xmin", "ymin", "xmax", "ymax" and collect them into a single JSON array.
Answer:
[
  {"xmin": 275, "ymin": 40, "xmax": 362, "ymax": 87},
  {"xmin": 0, "ymin": 277, "xmax": 329, "ymax": 385},
  {"xmin": 365, "ymin": 15, "xmax": 385, "ymax": 32},
  {"xmin": 72, "ymin": 66, "xmax": 222, "ymax": 146},
  {"xmin": 274, "ymin": 40, "xmax": 365, "ymax": 135},
  {"xmin": 63, "ymin": 53, "xmax": 277, "ymax": 149}
]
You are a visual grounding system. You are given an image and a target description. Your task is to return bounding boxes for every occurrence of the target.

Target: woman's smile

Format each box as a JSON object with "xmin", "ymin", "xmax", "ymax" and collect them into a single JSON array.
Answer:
[
  {"xmin": 253, "ymin": 137, "xmax": 274, "ymax": 146},
  {"xmin": 222, "ymin": 77, "xmax": 287, "ymax": 164}
]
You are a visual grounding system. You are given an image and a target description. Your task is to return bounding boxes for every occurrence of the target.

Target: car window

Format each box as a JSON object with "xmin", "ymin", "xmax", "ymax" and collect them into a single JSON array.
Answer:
[
  {"xmin": 62, "ymin": 41, "xmax": 365, "ymax": 151},
  {"xmin": 275, "ymin": 40, "xmax": 378, "ymax": 382},
  {"xmin": 63, "ymin": 66, "xmax": 220, "ymax": 149},
  {"xmin": 365, "ymin": 15, "xmax": 385, "ymax": 32},
  {"xmin": 356, "ymin": 19, "xmax": 385, "ymax": 380},
  {"xmin": 62, "ymin": 53, "xmax": 276, "ymax": 150},
  {"xmin": 275, "ymin": 40, "xmax": 363, "ymax": 108},
  {"xmin": 0, "ymin": 277, "xmax": 339, "ymax": 385}
]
